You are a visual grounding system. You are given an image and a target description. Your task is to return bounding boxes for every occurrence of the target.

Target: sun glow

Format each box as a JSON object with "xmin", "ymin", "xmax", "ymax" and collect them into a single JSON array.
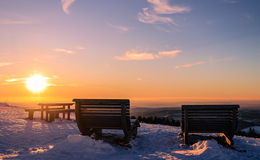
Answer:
[{"xmin": 25, "ymin": 75, "xmax": 49, "ymax": 93}]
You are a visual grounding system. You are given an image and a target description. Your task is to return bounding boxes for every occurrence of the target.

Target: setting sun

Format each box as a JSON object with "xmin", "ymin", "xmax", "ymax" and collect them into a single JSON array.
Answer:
[{"xmin": 25, "ymin": 75, "xmax": 49, "ymax": 93}]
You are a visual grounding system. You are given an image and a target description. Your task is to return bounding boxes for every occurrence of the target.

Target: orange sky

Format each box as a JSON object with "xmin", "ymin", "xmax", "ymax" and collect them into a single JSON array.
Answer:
[{"xmin": 0, "ymin": 0, "xmax": 260, "ymax": 106}]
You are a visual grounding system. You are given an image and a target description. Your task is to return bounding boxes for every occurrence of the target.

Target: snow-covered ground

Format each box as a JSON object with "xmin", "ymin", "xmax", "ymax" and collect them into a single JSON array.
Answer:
[{"xmin": 0, "ymin": 105, "xmax": 260, "ymax": 160}]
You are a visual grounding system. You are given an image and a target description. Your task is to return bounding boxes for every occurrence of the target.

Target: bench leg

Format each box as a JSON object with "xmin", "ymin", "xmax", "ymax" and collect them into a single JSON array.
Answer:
[
  {"xmin": 184, "ymin": 132, "xmax": 189, "ymax": 145},
  {"xmin": 41, "ymin": 110, "xmax": 43, "ymax": 120},
  {"xmin": 132, "ymin": 127, "xmax": 137, "ymax": 139},
  {"xmin": 45, "ymin": 112, "xmax": 49, "ymax": 121},
  {"xmin": 28, "ymin": 111, "xmax": 34, "ymax": 120},
  {"xmin": 81, "ymin": 128, "xmax": 93, "ymax": 136},
  {"xmin": 50, "ymin": 113, "xmax": 55, "ymax": 122},
  {"xmin": 94, "ymin": 129, "xmax": 102, "ymax": 139},
  {"xmin": 184, "ymin": 109, "xmax": 189, "ymax": 145},
  {"xmin": 45, "ymin": 112, "xmax": 49, "ymax": 122},
  {"xmin": 67, "ymin": 112, "xmax": 70, "ymax": 120},
  {"xmin": 123, "ymin": 129, "xmax": 130, "ymax": 143},
  {"xmin": 55, "ymin": 113, "xmax": 59, "ymax": 118}
]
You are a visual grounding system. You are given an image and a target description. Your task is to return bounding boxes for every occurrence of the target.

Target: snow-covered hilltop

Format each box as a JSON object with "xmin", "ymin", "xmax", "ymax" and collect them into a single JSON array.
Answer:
[{"xmin": 0, "ymin": 106, "xmax": 260, "ymax": 160}]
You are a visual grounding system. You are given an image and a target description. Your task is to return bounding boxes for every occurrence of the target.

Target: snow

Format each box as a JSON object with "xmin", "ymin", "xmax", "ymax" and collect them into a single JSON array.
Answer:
[
  {"xmin": 242, "ymin": 126, "xmax": 260, "ymax": 134},
  {"xmin": 0, "ymin": 105, "xmax": 260, "ymax": 160}
]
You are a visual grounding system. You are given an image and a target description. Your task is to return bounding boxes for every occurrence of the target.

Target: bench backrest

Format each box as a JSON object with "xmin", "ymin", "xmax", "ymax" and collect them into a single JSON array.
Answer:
[
  {"xmin": 73, "ymin": 99, "xmax": 130, "ymax": 130},
  {"xmin": 182, "ymin": 105, "xmax": 239, "ymax": 133}
]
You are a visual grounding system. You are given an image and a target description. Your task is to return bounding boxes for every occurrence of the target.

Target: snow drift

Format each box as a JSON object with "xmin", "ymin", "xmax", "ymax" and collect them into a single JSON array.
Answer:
[{"xmin": 0, "ymin": 105, "xmax": 259, "ymax": 160}]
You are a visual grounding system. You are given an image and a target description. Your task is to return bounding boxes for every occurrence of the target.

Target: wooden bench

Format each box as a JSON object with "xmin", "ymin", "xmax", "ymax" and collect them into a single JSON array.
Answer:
[
  {"xmin": 181, "ymin": 105, "xmax": 239, "ymax": 145},
  {"xmin": 25, "ymin": 103, "xmax": 74, "ymax": 120},
  {"xmin": 46, "ymin": 109, "xmax": 75, "ymax": 122},
  {"xmin": 73, "ymin": 99, "xmax": 140, "ymax": 142}
]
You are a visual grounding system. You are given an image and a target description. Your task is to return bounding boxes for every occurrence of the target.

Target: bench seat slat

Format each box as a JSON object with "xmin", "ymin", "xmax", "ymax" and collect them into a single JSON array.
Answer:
[
  {"xmin": 79, "ymin": 118, "xmax": 123, "ymax": 127},
  {"xmin": 80, "ymin": 106, "xmax": 129, "ymax": 109},
  {"xmin": 47, "ymin": 109, "xmax": 75, "ymax": 113},
  {"xmin": 182, "ymin": 105, "xmax": 239, "ymax": 109},
  {"xmin": 188, "ymin": 119, "xmax": 233, "ymax": 122},
  {"xmin": 79, "ymin": 117, "xmax": 122, "ymax": 121},
  {"xmin": 79, "ymin": 116, "xmax": 130, "ymax": 121},
  {"xmin": 80, "ymin": 109, "xmax": 129, "ymax": 112},
  {"xmin": 184, "ymin": 112, "xmax": 236, "ymax": 115},
  {"xmin": 189, "ymin": 122, "xmax": 233, "ymax": 125},
  {"xmin": 73, "ymin": 99, "xmax": 129, "ymax": 105},
  {"xmin": 25, "ymin": 108, "xmax": 42, "ymax": 111},
  {"xmin": 186, "ymin": 114, "xmax": 235, "ymax": 117},
  {"xmin": 185, "ymin": 110, "xmax": 237, "ymax": 113},
  {"xmin": 80, "ymin": 111, "xmax": 130, "ymax": 114},
  {"xmin": 187, "ymin": 117, "xmax": 235, "ymax": 119},
  {"xmin": 80, "ymin": 114, "xmax": 130, "ymax": 117},
  {"xmin": 38, "ymin": 103, "xmax": 74, "ymax": 106}
]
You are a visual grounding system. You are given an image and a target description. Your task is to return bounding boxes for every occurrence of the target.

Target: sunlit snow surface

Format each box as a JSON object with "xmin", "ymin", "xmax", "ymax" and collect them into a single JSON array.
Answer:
[{"xmin": 0, "ymin": 105, "xmax": 260, "ymax": 160}]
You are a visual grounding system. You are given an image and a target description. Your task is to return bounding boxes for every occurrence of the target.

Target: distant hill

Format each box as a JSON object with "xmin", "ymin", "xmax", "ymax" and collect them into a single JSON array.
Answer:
[{"xmin": 131, "ymin": 107, "xmax": 260, "ymax": 130}]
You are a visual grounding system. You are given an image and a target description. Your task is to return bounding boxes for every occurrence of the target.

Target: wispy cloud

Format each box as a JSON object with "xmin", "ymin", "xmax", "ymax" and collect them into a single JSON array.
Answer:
[
  {"xmin": 61, "ymin": 0, "xmax": 76, "ymax": 14},
  {"xmin": 115, "ymin": 50, "xmax": 158, "ymax": 61},
  {"xmin": 53, "ymin": 48, "xmax": 75, "ymax": 54},
  {"xmin": 74, "ymin": 46, "xmax": 86, "ymax": 50},
  {"xmin": 0, "ymin": 62, "xmax": 13, "ymax": 67},
  {"xmin": 175, "ymin": 57, "xmax": 235, "ymax": 69},
  {"xmin": 0, "ymin": 16, "xmax": 35, "ymax": 25},
  {"xmin": 5, "ymin": 75, "xmax": 56, "ymax": 86},
  {"xmin": 138, "ymin": 8, "xmax": 175, "ymax": 25},
  {"xmin": 0, "ymin": 19, "xmax": 32, "ymax": 25},
  {"xmin": 52, "ymin": 46, "xmax": 86, "ymax": 54},
  {"xmin": 175, "ymin": 61, "xmax": 206, "ymax": 69},
  {"xmin": 158, "ymin": 49, "xmax": 182, "ymax": 57},
  {"xmin": 115, "ymin": 49, "xmax": 182, "ymax": 61},
  {"xmin": 147, "ymin": 0, "xmax": 190, "ymax": 14},
  {"xmin": 107, "ymin": 22, "xmax": 130, "ymax": 32},
  {"xmin": 138, "ymin": 0, "xmax": 190, "ymax": 25},
  {"xmin": 5, "ymin": 78, "xmax": 25, "ymax": 82}
]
